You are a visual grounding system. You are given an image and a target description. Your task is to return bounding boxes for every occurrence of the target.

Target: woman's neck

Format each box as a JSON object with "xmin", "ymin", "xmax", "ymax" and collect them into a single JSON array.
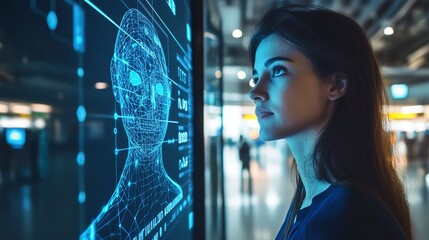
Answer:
[{"xmin": 287, "ymin": 129, "xmax": 331, "ymax": 209}]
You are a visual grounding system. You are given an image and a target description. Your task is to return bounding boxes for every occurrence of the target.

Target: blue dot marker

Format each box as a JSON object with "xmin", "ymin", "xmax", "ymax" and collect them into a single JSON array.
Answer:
[
  {"xmin": 46, "ymin": 11, "xmax": 58, "ymax": 30},
  {"xmin": 78, "ymin": 192, "xmax": 86, "ymax": 204},
  {"xmin": 77, "ymin": 67, "xmax": 84, "ymax": 77},
  {"xmin": 115, "ymin": 148, "xmax": 119, "ymax": 155},
  {"xmin": 76, "ymin": 105, "xmax": 87, "ymax": 123},
  {"xmin": 76, "ymin": 152, "xmax": 85, "ymax": 166}
]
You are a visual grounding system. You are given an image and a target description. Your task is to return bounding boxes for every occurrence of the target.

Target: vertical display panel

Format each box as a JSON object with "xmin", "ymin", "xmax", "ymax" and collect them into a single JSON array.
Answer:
[{"xmin": 81, "ymin": 1, "xmax": 194, "ymax": 239}]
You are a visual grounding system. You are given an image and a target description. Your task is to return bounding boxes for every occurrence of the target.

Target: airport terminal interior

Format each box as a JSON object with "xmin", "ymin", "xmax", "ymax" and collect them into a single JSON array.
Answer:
[{"xmin": 1, "ymin": 0, "xmax": 429, "ymax": 239}]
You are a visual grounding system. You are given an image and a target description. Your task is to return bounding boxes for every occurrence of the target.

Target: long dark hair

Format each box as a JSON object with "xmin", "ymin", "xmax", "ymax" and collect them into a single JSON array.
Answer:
[{"xmin": 249, "ymin": 5, "xmax": 412, "ymax": 239}]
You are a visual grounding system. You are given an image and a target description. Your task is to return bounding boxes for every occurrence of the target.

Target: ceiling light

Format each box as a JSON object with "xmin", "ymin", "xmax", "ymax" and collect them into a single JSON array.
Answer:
[
  {"xmin": 10, "ymin": 104, "xmax": 31, "ymax": 114},
  {"xmin": 401, "ymin": 105, "xmax": 424, "ymax": 114},
  {"xmin": 232, "ymin": 29, "xmax": 243, "ymax": 38},
  {"xmin": 384, "ymin": 27, "xmax": 394, "ymax": 35},
  {"xmin": 215, "ymin": 70, "xmax": 222, "ymax": 79},
  {"xmin": 0, "ymin": 118, "xmax": 31, "ymax": 128},
  {"xmin": 0, "ymin": 103, "xmax": 8, "ymax": 113},
  {"xmin": 249, "ymin": 79, "xmax": 255, "ymax": 87},
  {"xmin": 31, "ymin": 103, "xmax": 52, "ymax": 113},
  {"xmin": 237, "ymin": 70, "xmax": 246, "ymax": 80},
  {"xmin": 34, "ymin": 118, "xmax": 46, "ymax": 129},
  {"xmin": 95, "ymin": 82, "xmax": 109, "ymax": 89}
]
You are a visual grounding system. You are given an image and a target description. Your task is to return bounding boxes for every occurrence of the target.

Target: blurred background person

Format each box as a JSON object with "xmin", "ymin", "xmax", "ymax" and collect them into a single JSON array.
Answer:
[{"xmin": 239, "ymin": 135, "xmax": 252, "ymax": 194}]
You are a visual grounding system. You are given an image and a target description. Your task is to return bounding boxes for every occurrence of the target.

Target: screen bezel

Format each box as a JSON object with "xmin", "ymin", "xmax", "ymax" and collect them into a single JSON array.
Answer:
[{"xmin": 190, "ymin": 0, "xmax": 205, "ymax": 239}]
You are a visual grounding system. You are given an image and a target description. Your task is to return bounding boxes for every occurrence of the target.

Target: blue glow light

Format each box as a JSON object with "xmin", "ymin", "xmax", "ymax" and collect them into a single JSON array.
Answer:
[
  {"xmin": 391, "ymin": 84, "xmax": 408, "ymax": 99},
  {"xmin": 77, "ymin": 152, "xmax": 85, "ymax": 166},
  {"xmin": 186, "ymin": 24, "xmax": 191, "ymax": 42},
  {"xmin": 156, "ymin": 82, "xmax": 164, "ymax": 95},
  {"xmin": 188, "ymin": 212, "xmax": 194, "ymax": 229},
  {"xmin": 5, "ymin": 128, "xmax": 26, "ymax": 149},
  {"xmin": 129, "ymin": 70, "xmax": 142, "ymax": 86},
  {"xmin": 76, "ymin": 105, "xmax": 87, "ymax": 122},
  {"xmin": 76, "ymin": 36, "xmax": 82, "ymax": 44},
  {"xmin": 78, "ymin": 192, "xmax": 86, "ymax": 204},
  {"xmin": 77, "ymin": 67, "xmax": 84, "ymax": 77},
  {"xmin": 46, "ymin": 11, "xmax": 58, "ymax": 30},
  {"xmin": 167, "ymin": 0, "xmax": 176, "ymax": 15},
  {"xmin": 73, "ymin": 3, "xmax": 85, "ymax": 53}
]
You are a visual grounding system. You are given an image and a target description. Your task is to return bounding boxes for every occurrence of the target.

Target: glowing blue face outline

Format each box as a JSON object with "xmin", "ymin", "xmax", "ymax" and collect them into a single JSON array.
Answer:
[
  {"xmin": 80, "ymin": 8, "xmax": 182, "ymax": 240},
  {"xmin": 110, "ymin": 8, "xmax": 172, "ymax": 148}
]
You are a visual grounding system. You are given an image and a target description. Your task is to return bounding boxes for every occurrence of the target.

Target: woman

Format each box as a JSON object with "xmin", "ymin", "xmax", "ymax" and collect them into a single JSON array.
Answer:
[{"xmin": 248, "ymin": 5, "xmax": 412, "ymax": 240}]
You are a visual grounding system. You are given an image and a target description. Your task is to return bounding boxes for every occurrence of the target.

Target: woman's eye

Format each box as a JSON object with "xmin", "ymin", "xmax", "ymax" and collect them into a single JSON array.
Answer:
[{"xmin": 272, "ymin": 65, "xmax": 287, "ymax": 77}]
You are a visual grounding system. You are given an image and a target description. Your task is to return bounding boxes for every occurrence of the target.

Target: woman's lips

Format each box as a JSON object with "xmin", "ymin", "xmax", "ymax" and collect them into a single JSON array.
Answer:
[{"xmin": 255, "ymin": 108, "xmax": 274, "ymax": 118}]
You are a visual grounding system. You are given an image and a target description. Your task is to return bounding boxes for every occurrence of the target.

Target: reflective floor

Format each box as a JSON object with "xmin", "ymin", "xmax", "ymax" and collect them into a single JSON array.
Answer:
[
  {"xmin": 0, "ymin": 143, "xmax": 428, "ymax": 239},
  {"xmin": 224, "ymin": 143, "xmax": 429, "ymax": 240},
  {"xmin": 0, "ymin": 146, "xmax": 79, "ymax": 240}
]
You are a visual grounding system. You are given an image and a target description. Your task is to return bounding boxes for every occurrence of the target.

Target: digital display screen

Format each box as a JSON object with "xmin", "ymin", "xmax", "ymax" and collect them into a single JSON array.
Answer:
[
  {"xmin": 81, "ymin": 1, "xmax": 194, "ymax": 239},
  {"xmin": 5, "ymin": 128, "xmax": 26, "ymax": 149}
]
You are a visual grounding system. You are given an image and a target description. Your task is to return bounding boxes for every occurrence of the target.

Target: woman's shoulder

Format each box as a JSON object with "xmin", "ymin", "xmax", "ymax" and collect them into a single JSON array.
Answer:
[
  {"xmin": 304, "ymin": 181, "xmax": 406, "ymax": 239},
  {"xmin": 313, "ymin": 181, "xmax": 392, "ymax": 219},
  {"xmin": 321, "ymin": 181, "xmax": 380, "ymax": 205}
]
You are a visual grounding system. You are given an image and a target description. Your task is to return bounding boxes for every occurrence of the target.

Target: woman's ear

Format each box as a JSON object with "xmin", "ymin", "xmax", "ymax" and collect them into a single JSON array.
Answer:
[{"xmin": 327, "ymin": 73, "xmax": 347, "ymax": 101}]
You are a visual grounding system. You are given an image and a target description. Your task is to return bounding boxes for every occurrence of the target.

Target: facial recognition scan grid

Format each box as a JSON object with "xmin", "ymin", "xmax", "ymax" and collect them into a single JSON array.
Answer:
[{"xmin": 80, "ymin": 1, "xmax": 194, "ymax": 239}]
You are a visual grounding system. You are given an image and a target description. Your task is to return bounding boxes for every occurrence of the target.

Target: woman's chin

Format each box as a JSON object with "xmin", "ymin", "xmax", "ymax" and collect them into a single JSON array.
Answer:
[
  {"xmin": 259, "ymin": 131, "xmax": 276, "ymax": 141},
  {"xmin": 259, "ymin": 129, "xmax": 290, "ymax": 141}
]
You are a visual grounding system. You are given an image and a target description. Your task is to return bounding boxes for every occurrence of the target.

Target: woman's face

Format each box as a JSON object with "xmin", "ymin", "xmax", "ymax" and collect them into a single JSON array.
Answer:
[{"xmin": 249, "ymin": 33, "xmax": 332, "ymax": 141}]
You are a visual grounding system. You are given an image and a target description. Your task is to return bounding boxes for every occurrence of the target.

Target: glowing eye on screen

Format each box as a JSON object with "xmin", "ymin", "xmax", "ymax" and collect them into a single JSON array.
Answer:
[
  {"xmin": 129, "ymin": 70, "xmax": 142, "ymax": 86},
  {"xmin": 156, "ymin": 83, "xmax": 164, "ymax": 96}
]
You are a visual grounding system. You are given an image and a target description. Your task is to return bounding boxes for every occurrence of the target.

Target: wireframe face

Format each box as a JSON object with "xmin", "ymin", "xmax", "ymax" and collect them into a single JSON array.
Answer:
[
  {"xmin": 111, "ymin": 9, "xmax": 171, "ymax": 147},
  {"xmin": 249, "ymin": 34, "xmax": 331, "ymax": 141}
]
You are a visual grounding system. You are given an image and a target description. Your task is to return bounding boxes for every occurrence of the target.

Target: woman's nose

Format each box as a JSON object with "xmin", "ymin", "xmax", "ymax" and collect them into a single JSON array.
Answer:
[{"xmin": 248, "ymin": 83, "xmax": 268, "ymax": 102}]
